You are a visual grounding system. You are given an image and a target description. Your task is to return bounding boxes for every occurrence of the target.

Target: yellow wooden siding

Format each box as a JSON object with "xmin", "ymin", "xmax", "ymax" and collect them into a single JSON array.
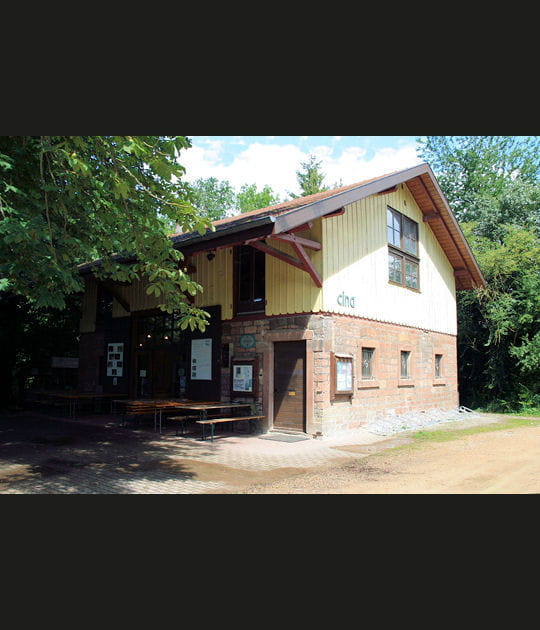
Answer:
[
  {"xmin": 81, "ymin": 185, "xmax": 456, "ymax": 332},
  {"xmin": 80, "ymin": 275, "xmax": 98, "ymax": 332},
  {"xmin": 110, "ymin": 275, "xmax": 159, "ymax": 318},
  {"xmin": 322, "ymin": 184, "xmax": 457, "ymax": 335},
  {"xmin": 192, "ymin": 248, "xmax": 234, "ymax": 320},
  {"xmin": 265, "ymin": 222, "xmax": 323, "ymax": 316},
  {"xmin": 190, "ymin": 226, "xmax": 322, "ymax": 320}
]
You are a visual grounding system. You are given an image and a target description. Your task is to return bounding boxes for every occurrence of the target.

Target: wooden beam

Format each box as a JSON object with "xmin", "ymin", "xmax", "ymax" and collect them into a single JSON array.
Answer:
[
  {"xmin": 100, "ymin": 280, "xmax": 131, "ymax": 313},
  {"xmin": 291, "ymin": 242, "xmax": 323, "ymax": 287},
  {"xmin": 423, "ymin": 212, "xmax": 441, "ymax": 222},
  {"xmin": 377, "ymin": 186, "xmax": 398, "ymax": 195},
  {"xmin": 249, "ymin": 240, "xmax": 322, "ymax": 288},
  {"xmin": 249, "ymin": 240, "xmax": 307, "ymax": 272},
  {"xmin": 322, "ymin": 207, "xmax": 345, "ymax": 218},
  {"xmin": 270, "ymin": 233, "xmax": 321, "ymax": 250}
]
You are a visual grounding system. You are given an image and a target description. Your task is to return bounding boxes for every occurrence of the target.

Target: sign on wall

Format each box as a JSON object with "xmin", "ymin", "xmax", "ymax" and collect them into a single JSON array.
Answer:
[
  {"xmin": 191, "ymin": 338, "xmax": 212, "ymax": 380},
  {"xmin": 230, "ymin": 357, "xmax": 258, "ymax": 397},
  {"xmin": 107, "ymin": 343, "xmax": 124, "ymax": 377}
]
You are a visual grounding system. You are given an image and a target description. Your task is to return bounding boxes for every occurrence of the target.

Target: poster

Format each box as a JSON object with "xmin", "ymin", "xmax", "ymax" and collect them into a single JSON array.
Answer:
[
  {"xmin": 107, "ymin": 343, "xmax": 124, "ymax": 377},
  {"xmin": 191, "ymin": 338, "xmax": 212, "ymax": 380},
  {"xmin": 336, "ymin": 358, "xmax": 352, "ymax": 392},
  {"xmin": 233, "ymin": 365, "xmax": 253, "ymax": 392}
]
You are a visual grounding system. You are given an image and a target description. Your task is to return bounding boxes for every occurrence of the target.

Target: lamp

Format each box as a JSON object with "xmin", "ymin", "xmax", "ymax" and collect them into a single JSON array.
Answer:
[{"xmin": 206, "ymin": 251, "xmax": 216, "ymax": 261}]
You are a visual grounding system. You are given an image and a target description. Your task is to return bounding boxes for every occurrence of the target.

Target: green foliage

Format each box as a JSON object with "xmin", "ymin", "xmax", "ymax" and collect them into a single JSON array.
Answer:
[
  {"xmin": 289, "ymin": 155, "xmax": 328, "ymax": 198},
  {"xmin": 417, "ymin": 136, "xmax": 540, "ymax": 222},
  {"xmin": 189, "ymin": 177, "xmax": 281, "ymax": 219},
  {"xmin": 236, "ymin": 183, "xmax": 280, "ymax": 214},
  {"xmin": 189, "ymin": 177, "xmax": 236, "ymax": 221},
  {"xmin": 459, "ymin": 225, "xmax": 540, "ymax": 408},
  {"xmin": 0, "ymin": 136, "xmax": 213, "ymax": 323},
  {"xmin": 420, "ymin": 136, "xmax": 540, "ymax": 412}
]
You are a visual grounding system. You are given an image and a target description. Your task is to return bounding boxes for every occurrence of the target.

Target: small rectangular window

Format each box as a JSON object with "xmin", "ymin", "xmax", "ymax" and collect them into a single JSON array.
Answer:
[
  {"xmin": 400, "ymin": 350, "xmax": 411, "ymax": 378},
  {"xmin": 435, "ymin": 354, "xmax": 443, "ymax": 378},
  {"xmin": 361, "ymin": 348, "xmax": 375, "ymax": 379}
]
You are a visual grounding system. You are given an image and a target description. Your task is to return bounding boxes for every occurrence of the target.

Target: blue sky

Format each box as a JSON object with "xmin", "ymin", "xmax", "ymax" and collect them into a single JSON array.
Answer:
[{"xmin": 181, "ymin": 135, "xmax": 424, "ymax": 201}]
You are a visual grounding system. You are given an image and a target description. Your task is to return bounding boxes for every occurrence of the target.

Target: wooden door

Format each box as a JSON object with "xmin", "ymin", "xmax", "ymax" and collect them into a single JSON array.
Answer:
[
  {"xmin": 152, "ymin": 348, "xmax": 174, "ymax": 398},
  {"xmin": 273, "ymin": 341, "xmax": 306, "ymax": 432}
]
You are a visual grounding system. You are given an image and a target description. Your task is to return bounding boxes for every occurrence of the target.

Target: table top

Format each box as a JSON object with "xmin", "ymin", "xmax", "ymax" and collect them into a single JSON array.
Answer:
[
  {"xmin": 179, "ymin": 402, "xmax": 252, "ymax": 411},
  {"xmin": 37, "ymin": 391, "xmax": 127, "ymax": 400},
  {"xmin": 113, "ymin": 399, "xmax": 252, "ymax": 410}
]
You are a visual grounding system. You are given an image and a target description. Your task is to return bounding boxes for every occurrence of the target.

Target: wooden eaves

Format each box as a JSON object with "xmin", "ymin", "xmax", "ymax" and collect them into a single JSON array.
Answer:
[{"xmin": 79, "ymin": 163, "xmax": 486, "ymax": 292}]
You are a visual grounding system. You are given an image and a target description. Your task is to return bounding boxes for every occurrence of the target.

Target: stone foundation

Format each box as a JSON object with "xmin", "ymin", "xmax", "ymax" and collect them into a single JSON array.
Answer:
[{"xmin": 222, "ymin": 312, "xmax": 458, "ymax": 436}]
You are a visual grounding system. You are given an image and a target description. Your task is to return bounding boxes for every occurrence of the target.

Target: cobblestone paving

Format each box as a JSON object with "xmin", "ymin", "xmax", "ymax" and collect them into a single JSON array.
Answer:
[{"xmin": 0, "ymin": 412, "xmax": 371, "ymax": 494}]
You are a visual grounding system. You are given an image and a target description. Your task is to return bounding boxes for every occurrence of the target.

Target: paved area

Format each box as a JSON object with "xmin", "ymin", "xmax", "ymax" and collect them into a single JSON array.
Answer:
[{"xmin": 0, "ymin": 409, "xmax": 499, "ymax": 494}]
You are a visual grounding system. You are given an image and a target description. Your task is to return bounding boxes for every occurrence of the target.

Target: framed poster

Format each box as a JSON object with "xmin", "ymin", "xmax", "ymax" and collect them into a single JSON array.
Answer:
[
  {"xmin": 230, "ymin": 357, "xmax": 258, "ymax": 397},
  {"xmin": 331, "ymin": 353, "xmax": 354, "ymax": 397},
  {"xmin": 191, "ymin": 338, "xmax": 212, "ymax": 380},
  {"xmin": 107, "ymin": 342, "xmax": 124, "ymax": 377}
]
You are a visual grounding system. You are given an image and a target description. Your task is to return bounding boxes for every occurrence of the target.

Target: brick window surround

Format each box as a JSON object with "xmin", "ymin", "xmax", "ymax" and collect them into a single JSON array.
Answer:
[
  {"xmin": 433, "ymin": 349, "xmax": 447, "ymax": 387},
  {"xmin": 263, "ymin": 329, "xmax": 314, "ymax": 435},
  {"xmin": 398, "ymin": 345, "xmax": 415, "ymax": 387},
  {"xmin": 357, "ymin": 340, "xmax": 381, "ymax": 390}
]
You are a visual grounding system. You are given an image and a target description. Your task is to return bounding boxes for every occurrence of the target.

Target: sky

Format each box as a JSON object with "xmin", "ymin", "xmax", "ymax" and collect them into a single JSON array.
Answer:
[{"xmin": 180, "ymin": 136, "xmax": 424, "ymax": 201}]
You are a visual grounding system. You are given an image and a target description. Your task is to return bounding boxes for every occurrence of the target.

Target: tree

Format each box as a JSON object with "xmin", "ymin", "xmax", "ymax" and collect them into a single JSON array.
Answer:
[
  {"xmin": 417, "ymin": 136, "xmax": 540, "ymax": 222},
  {"xmin": 189, "ymin": 176, "xmax": 236, "ymax": 221},
  {"xmin": 236, "ymin": 183, "xmax": 280, "ymax": 213},
  {"xmin": 289, "ymin": 154, "xmax": 328, "ymax": 198},
  {"xmin": 417, "ymin": 135, "xmax": 540, "ymax": 411},
  {"xmin": 0, "ymin": 136, "xmax": 212, "ymax": 326},
  {"xmin": 457, "ymin": 224, "xmax": 540, "ymax": 411}
]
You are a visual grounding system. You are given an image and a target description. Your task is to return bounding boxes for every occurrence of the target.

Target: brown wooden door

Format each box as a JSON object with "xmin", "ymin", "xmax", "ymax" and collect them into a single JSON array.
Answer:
[
  {"xmin": 273, "ymin": 341, "xmax": 306, "ymax": 432},
  {"xmin": 152, "ymin": 348, "xmax": 174, "ymax": 398}
]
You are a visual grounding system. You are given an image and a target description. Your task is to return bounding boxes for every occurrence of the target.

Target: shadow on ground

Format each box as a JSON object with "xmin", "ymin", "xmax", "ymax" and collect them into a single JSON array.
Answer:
[{"xmin": 0, "ymin": 411, "xmax": 219, "ymax": 494}]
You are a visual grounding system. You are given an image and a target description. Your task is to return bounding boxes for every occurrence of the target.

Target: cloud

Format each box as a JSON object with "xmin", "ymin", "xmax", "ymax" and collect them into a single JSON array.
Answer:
[
  {"xmin": 181, "ymin": 138, "xmax": 422, "ymax": 200},
  {"xmin": 182, "ymin": 141, "xmax": 306, "ymax": 200}
]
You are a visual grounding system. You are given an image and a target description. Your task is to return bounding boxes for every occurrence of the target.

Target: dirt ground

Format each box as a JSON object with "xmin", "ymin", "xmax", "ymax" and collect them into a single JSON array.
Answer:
[
  {"xmin": 229, "ymin": 421, "xmax": 540, "ymax": 494},
  {"xmin": 1, "ymin": 411, "xmax": 538, "ymax": 494}
]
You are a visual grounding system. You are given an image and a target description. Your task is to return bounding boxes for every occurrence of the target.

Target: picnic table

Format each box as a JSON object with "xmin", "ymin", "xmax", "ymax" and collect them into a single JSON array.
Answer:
[
  {"xmin": 166, "ymin": 402, "xmax": 264, "ymax": 442},
  {"xmin": 113, "ymin": 399, "xmax": 264, "ymax": 440},
  {"xmin": 32, "ymin": 391, "xmax": 127, "ymax": 417}
]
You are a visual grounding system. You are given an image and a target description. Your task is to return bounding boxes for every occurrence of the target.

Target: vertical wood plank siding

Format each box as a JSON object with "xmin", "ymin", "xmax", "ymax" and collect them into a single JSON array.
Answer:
[
  {"xmin": 192, "ymin": 248, "xmax": 234, "ymax": 320},
  {"xmin": 322, "ymin": 183, "xmax": 457, "ymax": 335},
  {"xmin": 81, "ymin": 184, "xmax": 456, "ymax": 335},
  {"xmin": 265, "ymin": 222, "xmax": 323, "ymax": 316},
  {"xmin": 80, "ymin": 275, "xmax": 98, "ymax": 332}
]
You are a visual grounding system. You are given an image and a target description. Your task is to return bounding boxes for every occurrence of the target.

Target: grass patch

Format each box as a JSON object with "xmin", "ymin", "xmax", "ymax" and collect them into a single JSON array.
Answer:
[{"xmin": 410, "ymin": 415, "xmax": 540, "ymax": 444}]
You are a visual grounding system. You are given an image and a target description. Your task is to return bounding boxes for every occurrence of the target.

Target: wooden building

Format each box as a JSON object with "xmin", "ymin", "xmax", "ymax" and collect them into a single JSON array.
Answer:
[{"xmin": 77, "ymin": 163, "xmax": 485, "ymax": 436}]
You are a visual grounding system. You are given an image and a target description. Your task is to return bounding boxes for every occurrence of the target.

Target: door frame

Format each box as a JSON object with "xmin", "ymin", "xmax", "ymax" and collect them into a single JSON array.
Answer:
[{"xmin": 263, "ymin": 329, "xmax": 314, "ymax": 435}]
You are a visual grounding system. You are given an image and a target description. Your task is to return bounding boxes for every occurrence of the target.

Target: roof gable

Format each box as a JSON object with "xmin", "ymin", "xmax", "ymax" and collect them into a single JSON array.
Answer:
[{"xmin": 172, "ymin": 163, "xmax": 485, "ymax": 290}]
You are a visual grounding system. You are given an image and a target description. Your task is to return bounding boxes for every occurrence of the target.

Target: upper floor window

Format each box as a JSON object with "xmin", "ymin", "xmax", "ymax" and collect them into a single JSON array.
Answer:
[
  {"xmin": 235, "ymin": 245, "xmax": 265, "ymax": 315},
  {"xmin": 387, "ymin": 206, "xmax": 419, "ymax": 290}
]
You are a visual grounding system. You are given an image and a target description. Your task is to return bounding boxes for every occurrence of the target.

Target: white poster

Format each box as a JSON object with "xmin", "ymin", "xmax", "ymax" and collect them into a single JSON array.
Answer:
[
  {"xmin": 233, "ymin": 365, "xmax": 253, "ymax": 392},
  {"xmin": 336, "ymin": 359, "xmax": 352, "ymax": 391},
  {"xmin": 191, "ymin": 338, "xmax": 212, "ymax": 380},
  {"xmin": 107, "ymin": 342, "xmax": 124, "ymax": 377}
]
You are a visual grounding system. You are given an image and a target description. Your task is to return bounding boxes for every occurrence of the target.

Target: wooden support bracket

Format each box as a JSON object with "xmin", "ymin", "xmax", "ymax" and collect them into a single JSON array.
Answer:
[{"xmin": 248, "ymin": 232, "xmax": 322, "ymax": 288}]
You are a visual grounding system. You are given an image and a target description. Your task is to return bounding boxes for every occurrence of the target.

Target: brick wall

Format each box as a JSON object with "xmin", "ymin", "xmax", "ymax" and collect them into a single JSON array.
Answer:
[
  {"xmin": 221, "ymin": 312, "xmax": 458, "ymax": 436},
  {"xmin": 313, "ymin": 314, "xmax": 459, "ymax": 435}
]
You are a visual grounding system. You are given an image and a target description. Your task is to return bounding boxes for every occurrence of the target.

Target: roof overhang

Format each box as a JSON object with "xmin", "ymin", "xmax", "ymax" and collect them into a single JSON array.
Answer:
[{"xmin": 79, "ymin": 163, "xmax": 485, "ymax": 290}]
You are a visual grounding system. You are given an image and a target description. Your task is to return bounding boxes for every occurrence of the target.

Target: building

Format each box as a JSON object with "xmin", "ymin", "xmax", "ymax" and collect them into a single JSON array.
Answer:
[{"xmin": 77, "ymin": 163, "xmax": 485, "ymax": 437}]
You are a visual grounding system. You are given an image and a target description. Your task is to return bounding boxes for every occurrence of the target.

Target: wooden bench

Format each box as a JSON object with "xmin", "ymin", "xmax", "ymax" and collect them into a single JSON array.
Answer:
[
  {"xmin": 166, "ymin": 415, "xmax": 199, "ymax": 436},
  {"xmin": 167, "ymin": 413, "xmax": 244, "ymax": 436},
  {"xmin": 120, "ymin": 402, "xmax": 159, "ymax": 427},
  {"xmin": 196, "ymin": 415, "xmax": 265, "ymax": 442}
]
